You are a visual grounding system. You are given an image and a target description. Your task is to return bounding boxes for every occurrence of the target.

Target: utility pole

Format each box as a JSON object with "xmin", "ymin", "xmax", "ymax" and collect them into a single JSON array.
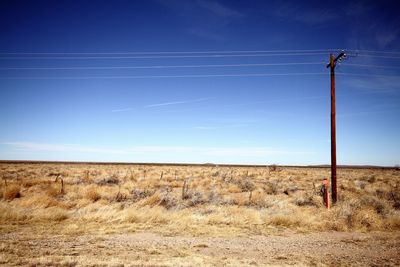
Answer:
[{"xmin": 326, "ymin": 51, "xmax": 346, "ymax": 204}]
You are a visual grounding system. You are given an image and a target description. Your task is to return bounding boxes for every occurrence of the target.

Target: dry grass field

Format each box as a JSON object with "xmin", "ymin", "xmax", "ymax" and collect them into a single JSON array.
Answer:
[{"xmin": 0, "ymin": 162, "xmax": 400, "ymax": 266}]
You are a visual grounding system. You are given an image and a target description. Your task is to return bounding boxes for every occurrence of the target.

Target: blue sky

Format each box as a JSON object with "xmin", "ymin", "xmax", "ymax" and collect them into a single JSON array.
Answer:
[{"xmin": 0, "ymin": 0, "xmax": 399, "ymax": 166}]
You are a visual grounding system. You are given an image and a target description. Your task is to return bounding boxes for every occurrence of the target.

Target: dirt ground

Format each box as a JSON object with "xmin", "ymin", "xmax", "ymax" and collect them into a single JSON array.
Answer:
[{"xmin": 1, "ymin": 227, "xmax": 399, "ymax": 266}]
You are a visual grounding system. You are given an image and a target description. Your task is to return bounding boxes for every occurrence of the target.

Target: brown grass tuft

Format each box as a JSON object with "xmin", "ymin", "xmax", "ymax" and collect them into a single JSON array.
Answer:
[
  {"xmin": 85, "ymin": 187, "xmax": 101, "ymax": 202},
  {"xmin": 3, "ymin": 185, "xmax": 21, "ymax": 200},
  {"xmin": 46, "ymin": 185, "xmax": 62, "ymax": 198},
  {"xmin": 141, "ymin": 192, "xmax": 162, "ymax": 206},
  {"xmin": 131, "ymin": 188, "xmax": 155, "ymax": 202},
  {"xmin": 267, "ymin": 215, "xmax": 303, "ymax": 227}
]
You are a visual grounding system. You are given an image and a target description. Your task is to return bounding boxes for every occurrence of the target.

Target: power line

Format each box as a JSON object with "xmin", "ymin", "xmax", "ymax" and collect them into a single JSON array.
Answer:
[
  {"xmin": 0, "ymin": 49, "xmax": 343, "ymax": 55},
  {"xmin": 347, "ymin": 54, "xmax": 400, "ymax": 59},
  {"xmin": 345, "ymin": 63, "xmax": 400, "ymax": 69},
  {"xmin": 0, "ymin": 62, "xmax": 324, "ymax": 70},
  {"xmin": 0, "ymin": 72, "xmax": 328, "ymax": 79},
  {"xmin": 1, "ymin": 49, "xmax": 398, "ymax": 57},
  {"xmin": 2, "ymin": 62, "xmax": 398, "ymax": 71},
  {"xmin": 337, "ymin": 72, "xmax": 400, "ymax": 78},
  {"xmin": 346, "ymin": 49, "xmax": 400, "ymax": 55},
  {"xmin": 1, "ymin": 72, "xmax": 397, "ymax": 80},
  {"xmin": 0, "ymin": 52, "xmax": 329, "ymax": 60}
]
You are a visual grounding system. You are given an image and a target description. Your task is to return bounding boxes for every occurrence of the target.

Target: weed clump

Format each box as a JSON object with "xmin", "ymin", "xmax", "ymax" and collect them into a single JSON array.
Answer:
[
  {"xmin": 185, "ymin": 191, "xmax": 205, "ymax": 207},
  {"xmin": 85, "ymin": 187, "xmax": 101, "ymax": 202},
  {"xmin": 96, "ymin": 176, "xmax": 119, "ymax": 186},
  {"xmin": 237, "ymin": 180, "xmax": 256, "ymax": 193},
  {"xmin": 3, "ymin": 186, "xmax": 21, "ymax": 200},
  {"xmin": 131, "ymin": 188, "xmax": 155, "ymax": 202},
  {"xmin": 141, "ymin": 192, "xmax": 177, "ymax": 209},
  {"xmin": 359, "ymin": 195, "xmax": 387, "ymax": 215},
  {"xmin": 293, "ymin": 194, "xmax": 318, "ymax": 207}
]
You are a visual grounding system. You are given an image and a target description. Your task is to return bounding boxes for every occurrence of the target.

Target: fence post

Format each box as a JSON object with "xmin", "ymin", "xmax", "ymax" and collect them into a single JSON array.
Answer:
[{"xmin": 322, "ymin": 178, "xmax": 330, "ymax": 209}]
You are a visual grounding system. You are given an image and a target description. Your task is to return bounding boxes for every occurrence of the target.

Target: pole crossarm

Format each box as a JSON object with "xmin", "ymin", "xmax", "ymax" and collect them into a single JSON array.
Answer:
[{"xmin": 326, "ymin": 52, "xmax": 346, "ymax": 68}]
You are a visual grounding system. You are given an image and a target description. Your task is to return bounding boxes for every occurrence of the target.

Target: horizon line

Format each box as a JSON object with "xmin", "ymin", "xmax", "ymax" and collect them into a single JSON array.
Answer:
[{"xmin": 0, "ymin": 159, "xmax": 397, "ymax": 169}]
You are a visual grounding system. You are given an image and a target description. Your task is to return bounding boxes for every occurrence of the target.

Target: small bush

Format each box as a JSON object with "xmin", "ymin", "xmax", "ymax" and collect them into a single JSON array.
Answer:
[
  {"xmin": 283, "ymin": 186, "xmax": 299, "ymax": 195},
  {"xmin": 237, "ymin": 180, "xmax": 255, "ymax": 192},
  {"xmin": 267, "ymin": 215, "xmax": 303, "ymax": 227},
  {"xmin": 388, "ymin": 190, "xmax": 400, "ymax": 209},
  {"xmin": 142, "ymin": 192, "xmax": 162, "ymax": 206},
  {"xmin": 269, "ymin": 164, "xmax": 277, "ymax": 172},
  {"xmin": 266, "ymin": 182, "xmax": 279, "ymax": 195},
  {"xmin": 248, "ymin": 191, "xmax": 271, "ymax": 208},
  {"xmin": 185, "ymin": 191, "xmax": 205, "ymax": 207},
  {"xmin": 367, "ymin": 175, "xmax": 376, "ymax": 183},
  {"xmin": 331, "ymin": 197, "xmax": 387, "ymax": 231},
  {"xmin": 3, "ymin": 186, "xmax": 21, "ymax": 200},
  {"xmin": 375, "ymin": 189, "xmax": 387, "ymax": 199},
  {"xmin": 211, "ymin": 171, "xmax": 220, "ymax": 177},
  {"xmin": 294, "ymin": 195, "xmax": 318, "ymax": 207},
  {"xmin": 131, "ymin": 188, "xmax": 155, "ymax": 202},
  {"xmin": 85, "ymin": 187, "xmax": 101, "ymax": 202},
  {"xmin": 208, "ymin": 190, "xmax": 221, "ymax": 205},
  {"xmin": 354, "ymin": 180, "xmax": 367, "ymax": 190},
  {"xmin": 354, "ymin": 208, "xmax": 382, "ymax": 230},
  {"xmin": 46, "ymin": 186, "xmax": 62, "ymax": 198},
  {"xmin": 96, "ymin": 176, "xmax": 119, "ymax": 186},
  {"xmin": 115, "ymin": 193, "xmax": 127, "ymax": 202},
  {"xmin": 142, "ymin": 192, "xmax": 177, "ymax": 209},
  {"xmin": 21, "ymin": 179, "xmax": 47, "ymax": 188},
  {"xmin": 359, "ymin": 195, "xmax": 387, "ymax": 215},
  {"xmin": 158, "ymin": 193, "xmax": 177, "ymax": 209},
  {"xmin": 36, "ymin": 207, "xmax": 69, "ymax": 222},
  {"xmin": 227, "ymin": 184, "xmax": 241, "ymax": 193}
]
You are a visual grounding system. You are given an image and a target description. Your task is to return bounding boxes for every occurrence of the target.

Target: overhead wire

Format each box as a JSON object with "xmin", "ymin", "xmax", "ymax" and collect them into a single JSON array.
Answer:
[
  {"xmin": 0, "ymin": 72, "xmax": 328, "ymax": 79},
  {"xmin": 0, "ymin": 52, "xmax": 330, "ymax": 60},
  {"xmin": 2, "ymin": 48, "xmax": 399, "ymax": 55},
  {"xmin": 0, "ymin": 49, "xmax": 398, "ymax": 79},
  {"xmin": 336, "ymin": 72, "xmax": 400, "ymax": 78},
  {"xmin": 0, "ymin": 62, "xmax": 325, "ymax": 70},
  {"xmin": 1, "ymin": 72, "xmax": 398, "ymax": 80},
  {"xmin": 346, "ymin": 54, "xmax": 400, "ymax": 59},
  {"xmin": 2, "ymin": 62, "xmax": 398, "ymax": 71},
  {"xmin": 0, "ymin": 49, "xmax": 343, "ymax": 55},
  {"xmin": 346, "ymin": 49, "xmax": 400, "ymax": 55},
  {"xmin": 344, "ymin": 63, "xmax": 400, "ymax": 69}
]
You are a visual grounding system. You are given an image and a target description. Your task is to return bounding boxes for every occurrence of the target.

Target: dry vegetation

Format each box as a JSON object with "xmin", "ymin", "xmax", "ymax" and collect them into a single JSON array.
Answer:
[{"xmin": 0, "ymin": 162, "xmax": 399, "ymax": 266}]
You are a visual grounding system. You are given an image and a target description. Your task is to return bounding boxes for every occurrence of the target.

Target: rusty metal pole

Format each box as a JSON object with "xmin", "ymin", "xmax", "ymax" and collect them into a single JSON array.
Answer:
[{"xmin": 329, "ymin": 54, "xmax": 337, "ymax": 204}]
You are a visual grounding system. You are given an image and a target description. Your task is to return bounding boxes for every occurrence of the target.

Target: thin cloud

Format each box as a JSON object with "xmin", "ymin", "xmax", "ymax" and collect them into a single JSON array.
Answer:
[
  {"xmin": 155, "ymin": 0, "xmax": 243, "ymax": 41},
  {"xmin": 2, "ymin": 142, "xmax": 313, "ymax": 158},
  {"xmin": 157, "ymin": 0, "xmax": 244, "ymax": 19},
  {"xmin": 193, "ymin": 126, "xmax": 218, "ymax": 130},
  {"xmin": 2, "ymin": 142, "xmax": 126, "ymax": 154},
  {"xmin": 193, "ymin": 124, "xmax": 248, "ymax": 130},
  {"xmin": 344, "ymin": 1, "xmax": 400, "ymax": 50},
  {"xmin": 221, "ymin": 95, "xmax": 327, "ymax": 108},
  {"xmin": 111, "ymin": 107, "xmax": 133, "ymax": 113},
  {"xmin": 147, "ymin": 95, "xmax": 326, "ymax": 114},
  {"xmin": 196, "ymin": 0, "xmax": 244, "ymax": 19},
  {"xmin": 338, "ymin": 108, "xmax": 400, "ymax": 118},
  {"xmin": 271, "ymin": 2, "xmax": 339, "ymax": 26},
  {"xmin": 186, "ymin": 28, "xmax": 226, "ymax": 41},
  {"xmin": 375, "ymin": 29, "xmax": 399, "ymax": 49},
  {"xmin": 340, "ymin": 75, "xmax": 400, "ymax": 94},
  {"xmin": 145, "ymin": 97, "xmax": 212, "ymax": 108}
]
